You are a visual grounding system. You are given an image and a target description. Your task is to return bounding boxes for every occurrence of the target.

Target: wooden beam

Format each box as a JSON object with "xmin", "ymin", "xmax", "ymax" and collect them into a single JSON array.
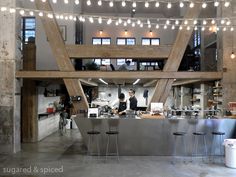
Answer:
[
  {"xmin": 150, "ymin": 1, "xmax": 203, "ymax": 105},
  {"xmin": 172, "ymin": 79, "xmax": 202, "ymax": 86},
  {"xmin": 66, "ymin": 45, "xmax": 171, "ymax": 59},
  {"xmin": 143, "ymin": 80, "xmax": 158, "ymax": 87},
  {"xmin": 35, "ymin": 0, "xmax": 88, "ymax": 111},
  {"xmin": 16, "ymin": 71, "xmax": 223, "ymax": 80}
]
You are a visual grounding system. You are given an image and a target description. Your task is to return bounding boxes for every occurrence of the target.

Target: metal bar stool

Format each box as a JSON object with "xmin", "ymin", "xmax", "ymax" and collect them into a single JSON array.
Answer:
[
  {"xmin": 211, "ymin": 131, "xmax": 225, "ymax": 163},
  {"xmin": 86, "ymin": 119, "xmax": 101, "ymax": 159},
  {"xmin": 106, "ymin": 119, "xmax": 119, "ymax": 162},
  {"xmin": 192, "ymin": 132, "xmax": 208, "ymax": 162},
  {"xmin": 172, "ymin": 131, "xmax": 187, "ymax": 164}
]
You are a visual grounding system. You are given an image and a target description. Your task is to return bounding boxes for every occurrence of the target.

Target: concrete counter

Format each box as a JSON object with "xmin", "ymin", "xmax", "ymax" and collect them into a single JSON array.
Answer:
[{"xmin": 74, "ymin": 116, "xmax": 236, "ymax": 156}]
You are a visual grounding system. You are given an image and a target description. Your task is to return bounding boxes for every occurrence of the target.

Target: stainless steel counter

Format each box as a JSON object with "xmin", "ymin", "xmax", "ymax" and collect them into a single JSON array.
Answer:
[{"xmin": 74, "ymin": 116, "xmax": 236, "ymax": 156}]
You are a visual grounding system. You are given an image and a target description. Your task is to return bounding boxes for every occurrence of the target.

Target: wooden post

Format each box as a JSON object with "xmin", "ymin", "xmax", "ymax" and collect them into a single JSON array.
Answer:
[
  {"xmin": 22, "ymin": 43, "xmax": 38, "ymax": 142},
  {"xmin": 150, "ymin": 1, "xmax": 203, "ymax": 107},
  {"xmin": 34, "ymin": 0, "xmax": 89, "ymax": 112}
]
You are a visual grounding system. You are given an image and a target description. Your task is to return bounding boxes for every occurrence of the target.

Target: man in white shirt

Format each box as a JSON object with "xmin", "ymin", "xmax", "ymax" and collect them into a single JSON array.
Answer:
[{"xmin": 118, "ymin": 60, "xmax": 131, "ymax": 71}]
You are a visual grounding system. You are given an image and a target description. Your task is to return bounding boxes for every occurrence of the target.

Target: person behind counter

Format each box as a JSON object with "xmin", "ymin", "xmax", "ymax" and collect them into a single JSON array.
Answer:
[
  {"xmin": 111, "ymin": 93, "xmax": 127, "ymax": 115},
  {"xmin": 128, "ymin": 89, "xmax": 137, "ymax": 111},
  {"xmin": 118, "ymin": 60, "xmax": 131, "ymax": 71}
]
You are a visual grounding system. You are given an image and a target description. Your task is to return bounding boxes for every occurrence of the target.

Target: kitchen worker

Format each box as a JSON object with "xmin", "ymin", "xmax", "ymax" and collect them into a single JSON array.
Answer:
[
  {"xmin": 128, "ymin": 89, "xmax": 137, "ymax": 111},
  {"xmin": 111, "ymin": 93, "xmax": 127, "ymax": 115}
]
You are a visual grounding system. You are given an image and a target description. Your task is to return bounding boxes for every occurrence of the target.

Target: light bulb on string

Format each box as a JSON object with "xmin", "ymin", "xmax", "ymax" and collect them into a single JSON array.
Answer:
[
  {"xmin": 211, "ymin": 19, "xmax": 215, "ymax": 24},
  {"xmin": 75, "ymin": 0, "xmax": 79, "ymax": 5},
  {"xmin": 147, "ymin": 19, "xmax": 150, "ymax": 24},
  {"xmin": 156, "ymin": 24, "xmax": 159, "ymax": 29},
  {"xmin": 171, "ymin": 25, "xmax": 175, "ymax": 30},
  {"xmin": 9, "ymin": 8, "xmax": 16, "ymax": 13},
  {"xmin": 179, "ymin": 26, "xmax": 183, "ymax": 30},
  {"xmin": 124, "ymin": 22, "xmax": 127, "ymax": 26},
  {"xmin": 65, "ymin": 16, "xmax": 68, "ymax": 20},
  {"xmin": 231, "ymin": 52, "xmax": 235, "ymax": 59},
  {"xmin": 42, "ymin": 0, "xmax": 46, "ymax": 2},
  {"xmin": 223, "ymin": 27, "xmax": 227, "ymax": 31},
  {"xmin": 137, "ymin": 20, "xmax": 141, "ymax": 25},
  {"xmin": 164, "ymin": 25, "xmax": 167, "ymax": 29},
  {"xmin": 55, "ymin": 15, "xmax": 60, "ymax": 19},
  {"xmin": 29, "ymin": 11, "xmax": 34, "ymax": 16},
  {"xmin": 107, "ymin": 18, "xmax": 112, "ymax": 25},
  {"xmin": 118, "ymin": 18, "xmax": 122, "ymax": 24},
  {"xmin": 109, "ymin": 1, "xmax": 114, "ymax": 7},
  {"xmin": 201, "ymin": 27, "xmax": 205, "ymax": 31},
  {"xmin": 1, "ymin": 7, "xmax": 7, "ymax": 12},
  {"xmin": 179, "ymin": 2, "xmax": 184, "ymax": 8},
  {"xmin": 64, "ymin": 0, "xmax": 69, "ymax": 4},
  {"xmin": 121, "ymin": 1, "xmax": 126, "ymax": 7},
  {"xmin": 98, "ymin": 17, "xmax": 102, "ymax": 24},
  {"xmin": 60, "ymin": 15, "xmax": 65, "ymax": 20},
  {"xmin": 132, "ymin": 2, "xmax": 137, "ymax": 8},
  {"xmin": 38, "ymin": 12, "xmax": 43, "ymax": 17},
  {"xmin": 209, "ymin": 27, "xmax": 212, "ymax": 31},
  {"xmin": 202, "ymin": 2, "xmax": 207, "ymax": 8},
  {"xmin": 52, "ymin": 0, "xmax": 57, "ymax": 3},
  {"xmin": 145, "ymin": 1, "xmax": 149, "ymax": 8},
  {"xmin": 214, "ymin": 1, "xmax": 219, "ymax": 7},
  {"xmin": 87, "ymin": 0, "xmax": 91, "ymax": 6},
  {"xmin": 184, "ymin": 20, "xmax": 188, "ymax": 25},
  {"xmin": 194, "ymin": 26, "xmax": 198, "ymax": 31},
  {"xmin": 193, "ymin": 20, "xmax": 198, "ymax": 25},
  {"xmin": 132, "ymin": 22, "xmax": 135, "ymax": 27},
  {"xmin": 167, "ymin": 2, "xmax": 172, "ymax": 9},
  {"xmin": 203, "ymin": 20, "xmax": 207, "ymax": 25},
  {"xmin": 187, "ymin": 26, "xmax": 191, "ymax": 31},
  {"xmin": 89, "ymin": 17, "xmax": 94, "ymax": 23},
  {"xmin": 140, "ymin": 23, "xmax": 143, "ymax": 28},
  {"xmin": 221, "ymin": 19, "xmax": 225, "ymax": 24},
  {"xmin": 19, "ymin": 10, "xmax": 25, "ymax": 15},
  {"xmin": 30, "ymin": 0, "xmax": 34, "ymax": 2},
  {"xmin": 226, "ymin": 20, "xmax": 231, "ymax": 26},
  {"xmin": 166, "ymin": 20, "xmax": 170, "ymax": 25},
  {"xmin": 115, "ymin": 21, "xmax": 119, "ymax": 26},
  {"xmin": 155, "ymin": 2, "xmax": 160, "ymax": 8},
  {"xmin": 98, "ymin": 0, "xmax": 102, "ymax": 6},
  {"xmin": 189, "ymin": 2, "xmax": 194, "ymax": 8},
  {"xmin": 175, "ymin": 20, "xmax": 179, "ymax": 25},
  {"xmin": 148, "ymin": 24, "xmax": 151, "ymax": 28},
  {"xmin": 224, "ymin": 1, "xmax": 230, "ymax": 7},
  {"xmin": 231, "ymin": 27, "xmax": 234, "ymax": 31},
  {"xmin": 69, "ymin": 15, "xmax": 73, "ymax": 20},
  {"xmin": 127, "ymin": 18, "xmax": 131, "ymax": 24}
]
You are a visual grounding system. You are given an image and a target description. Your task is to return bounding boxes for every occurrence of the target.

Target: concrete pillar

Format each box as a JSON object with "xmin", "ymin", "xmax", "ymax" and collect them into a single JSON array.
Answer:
[
  {"xmin": 221, "ymin": 3, "xmax": 236, "ymax": 110},
  {"xmin": 0, "ymin": 0, "xmax": 21, "ymax": 153}
]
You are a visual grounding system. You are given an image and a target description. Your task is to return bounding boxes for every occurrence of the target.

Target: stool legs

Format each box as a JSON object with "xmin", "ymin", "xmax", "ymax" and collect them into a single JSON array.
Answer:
[
  {"xmin": 106, "ymin": 134, "xmax": 119, "ymax": 162},
  {"xmin": 211, "ymin": 134, "xmax": 224, "ymax": 163},
  {"xmin": 172, "ymin": 135, "xmax": 187, "ymax": 164},
  {"xmin": 192, "ymin": 135, "xmax": 208, "ymax": 163},
  {"xmin": 87, "ymin": 134, "xmax": 100, "ymax": 159}
]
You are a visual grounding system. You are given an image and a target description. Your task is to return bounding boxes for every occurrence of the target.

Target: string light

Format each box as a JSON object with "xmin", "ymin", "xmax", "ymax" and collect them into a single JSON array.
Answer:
[
  {"xmin": 203, "ymin": 20, "xmax": 207, "ymax": 25},
  {"xmin": 75, "ymin": 0, "xmax": 79, "ymax": 5},
  {"xmin": 87, "ymin": 0, "xmax": 91, "ymax": 6},
  {"xmin": 189, "ymin": 2, "xmax": 194, "ymax": 8},
  {"xmin": 109, "ymin": 1, "xmax": 114, "ymax": 7},
  {"xmin": 145, "ymin": 1, "xmax": 149, "ymax": 8},
  {"xmin": 172, "ymin": 25, "xmax": 175, "ymax": 30},
  {"xmin": 98, "ymin": 17, "xmax": 102, "ymax": 24},
  {"xmin": 231, "ymin": 52, "xmax": 235, "ymax": 59},
  {"xmin": 167, "ymin": 2, "xmax": 172, "ymax": 9},
  {"xmin": 156, "ymin": 24, "xmax": 159, "ymax": 29},
  {"xmin": 121, "ymin": 1, "xmax": 126, "ymax": 7},
  {"xmin": 211, "ymin": 19, "xmax": 216, "ymax": 24},
  {"xmin": 224, "ymin": 1, "xmax": 230, "ymax": 7},
  {"xmin": 64, "ymin": 0, "xmax": 69, "ymax": 4},
  {"xmin": 175, "ymin": 20, "xmax": 179, "ymax": 25},
  {"xmin": 98, "ymin": 0, "xmax": 102, "ymax": 6},
  {"xmin": 52, "ymin": 0, "xmax": 57, "ymax": 3},
  {"xmin": 214, "ymin": 1, "xmax": 219, "ymax": 7},
  {"xmin": 132, "ymin": 2, "xmax": 136, "ymax": 8},
  {"xmin": 155, "ymin": 2, "xmax": 160, "ymax": 8},
  {"xmin": 179, "ymin": 2, "xmax": 184, "ymax": 8},
  {"xmin": 202, "ymin": 2, "xmax": 207, "ymax": 8},
  {"xmin": 193, "ymin": 20, "xmax": 198, "ymax": 25}
]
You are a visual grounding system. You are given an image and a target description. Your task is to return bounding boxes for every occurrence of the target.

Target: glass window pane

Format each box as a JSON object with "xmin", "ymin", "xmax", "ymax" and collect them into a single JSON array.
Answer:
[
  {"xmin": 25, "ymin": 18, "xmax": 36, "ymax": 29},
  {"xmin": 151, "ymin": 38, "xmax": 160, "ymax": 45},
  {"xmin": 117, "ymin": 59, "xmax": 126, "ymax": 65},
  {"xmin": 94, "ymin": 59, "xmax": 101, "ymax": 65},
  {"xmin": 92, "ymin": 38, "xmax": 101, "ymax": 45},
  {"xmin": 25, "ymin": 31, "xmax": 35, "ymax": 42},
  {"xmin": 126, "ymin": 59, "xmax": 135, "ymax": 66},
  {"xmin": 142, "ymin": 62, "xmax": 147, "ymax": 66},
  {"xmin": 101, "ymin": 59, "xmax": 110, "ymax": 65},
  {"xmin": 127, "ymin": 38, "xmax": 135, "ymax": 45},
  {"xmin": 142, "ymin": 39, "xmax": 150, "ymax": 45},
  {"xmin": 102, "ymin": 38, "xmax": 111, "ymax": 45},
  {"xmin": 117, "ymin": 38, "xmax": 126, "ymax": 45}
]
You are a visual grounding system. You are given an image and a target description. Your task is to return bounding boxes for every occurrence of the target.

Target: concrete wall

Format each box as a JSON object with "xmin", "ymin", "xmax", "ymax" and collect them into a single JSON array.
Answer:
[{"xmin": 0, "ymin": 0, "xmax": 22, "ymax": 153}]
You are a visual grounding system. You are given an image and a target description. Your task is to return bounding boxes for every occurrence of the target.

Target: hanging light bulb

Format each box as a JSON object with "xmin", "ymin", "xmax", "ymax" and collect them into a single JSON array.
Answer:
[
  {"xmin": 19, "ymin": 10, "xmax": 25, "ymax": 15},
  {"xmin": 52, "ymin": 0, "xmax": 57, "ymax": 3},
  {"xmin": 89, "ymin": 17, "xmax": 94, "ymax": 23},
  {"xmin": 64, "ymin": 0, "xmax": 69, "ymax": 4},
  {"xmin": 75, "ymin": 0, "xmax": 79, "ymax": 5},
  {"xmin": 156, "ymin": 24, "xmax": 159, "ymax": 29},
  {"xmin": 184, "ymin": 20, "xmax": 188, "ymax": 25},
  {"xmin": 98, "ymin": 17, "xmax": 102, "ymax": 24},
  {"xmin": 189, "ymin": 2, "xmax": 194, "ymax": 8},
  {"xmin": 1, "ymin": 7, "xmax": 7, "ymax": 12},
  {"xmin": 55, "ymin": 15, "xmax": 60, "ymax": 19},
  {"xmin": 98, "ymin": 0, "xmax": 102, "ymax": 6},
  {"xmin": 30, "ymin": 0, "xmax": 34, "ymax": 2},
  {"xmin": 69, "ymin": 15, "xmax": 73, "ymax": 20},
  {"xmin": 187, "ymin": 26, "xmax": 191, "ymax": 31},
  {"xmin": 167, "ymin": 2, "xmax": 172, "ymax": 9},
  {"xmin": 179, "ymin": 2, "xmax": 184, "ymax": 8},
  {"xmin": 230, "ymin": 27, "xmax": 234, "ymax": 31},
  {"xmin": 211, "ymin": 19, "xmax": 216, "ymax": 24},
  {"xmin": 164, "ymin": 25, "xmax": 167, "ymax": 29},
  {"xmin": 224, "ymin": 1, "xmax": 230, "ymax": 7},
  {"xmin": 132, "ymin": 2, "xmax": 137, "ymax": 8},
  {"xmin": 201, "ymin": 27, "xmax": 205, "ymax": 31},
  {"xmin": 132, "ymin": 22, "xmax": 135, "ymax": 27},
  {"xmin": 175, "ymin": 20, "xmax": 179, "ymax": 25},
  {"xmin": 203, "ymin": 20, "xmax": 207, "ymax": 25},
  {"xmin": 209, "ymin": 27, "xmax": 212, "ymax": 31},
  {"xmin": 87, "ymin": 0, "xmax": 91, "ymax": 6},
  {"xmin": 155, "ymin": 2, "xmax": 160, "ymax": 8},
  {"xmin": 65, "ymin": 16, "xmax": 69, "ymax": 20},
  {"xmin": 171, "ymin": 25, "xmax": 175, "ymax": 30},
  {"xmin": 9, "ymin": 8, "xmax": 16, "ymax": 13},
  {"xmin": 214, "ymin": 1, "xmax": 219, "ymax": 7},
  {"xmin": 148, "ymin": 24, "xmax": 151, "ymax": 28},
  {"xmin": 109, "ymin": 1, "xmax": 114, "ymax": 7},
  {"xmin": 124, "ymin": 22, "xmax": 127, "ymax": 26},
  {"xmin": 115, "ymin": 21, "xmax": 119, "ymax": 26},
  {"xmin": 47, "ymin": 13, "xmax": 53, "ymax": 19},
  {"xmin": 221, "ymin": 19, "xmax": 225, "ymax": 24},
  {"xmin": 38, "ymin": 12, "xmax": 43, "ymax": 17},
  {"xmin": 29, "ymin": 11, "xmax": 34, "ymax": 16},
  {"xmin": 137, "ymin": 20, "xmax": 141, "ymax": 25},
  {"xmin": 231, "ymin": 52, "xmax": 235, "ymax": 59},
  {"xmin": 140, "ymin": 23, "xmax": 143, "ymax": 28},
  {"xmin": 42, "ymin": 0, "xmax": 46, "ymax": 2},
  {"xmin": 127, "ymin": 18, "xmax": 131, "ymax": 24},
  {"xmin": 166, "ymin": 20, "xmax": 170, "ymax": 25},
  {"xmin": 223, "ymin": 27, "xmax": 227, "ymax": 31},
  {"xmin": 147, "ymin": 19, "xmax": 150, "ymax": 24},
  {"xmin": 226, "ymin": 20, "xmax": 231, "ymax": 26},
  {"xmin": 118, "ymin": 18, "xmax": 122, "ymax": 24},
  {"xmin": 193, "ymin": 20, "xmax": 198, "ymax": 25},
  {"xmin": 202, "ymin": 2, "xmax": 207, "ymax": 8},
  {"xmin": 145, "ymin": 1, "xmax": 149, "ymax": 8},
  {"xmin": 107, "ymin": 18, "xmax": 112, "ymax": 25},
  {"xmin": 60, "ymin": 15, "xmax": 64, "ymax": 20},
  {"xmin": 194, "ymin": 26, "xmax": 198, "ymax": 31},
  {"xmin": 179, "ymin": 26, "xmax": 183, "ymax": 30},
  {"xmin": 121, "ymin": 1, "xmax": 126, "ymax": 7}
]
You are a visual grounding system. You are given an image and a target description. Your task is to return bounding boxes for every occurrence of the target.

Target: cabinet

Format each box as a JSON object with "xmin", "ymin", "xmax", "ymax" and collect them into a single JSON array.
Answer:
[{"xmin": 212, "ymin": 81, "xmax": 222, "ymax": 110}]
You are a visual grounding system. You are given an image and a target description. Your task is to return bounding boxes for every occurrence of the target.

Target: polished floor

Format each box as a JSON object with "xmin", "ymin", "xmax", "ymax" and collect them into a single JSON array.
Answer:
[{"xmin": 0, "ymin": 130, "xmax": 236, "ymax": 177}]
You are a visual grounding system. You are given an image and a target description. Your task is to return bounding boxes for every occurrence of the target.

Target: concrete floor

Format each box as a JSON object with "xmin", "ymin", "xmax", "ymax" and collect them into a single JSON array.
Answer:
[{"xmin": 0, "ymin": 130, "xmax": 236, "ymax": 177}]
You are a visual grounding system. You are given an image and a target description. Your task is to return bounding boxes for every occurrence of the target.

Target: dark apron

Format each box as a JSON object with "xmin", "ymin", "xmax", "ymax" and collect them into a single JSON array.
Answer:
[{"xmin": 118, "ymin": 101, "xmax": 127, "ymax": 113}]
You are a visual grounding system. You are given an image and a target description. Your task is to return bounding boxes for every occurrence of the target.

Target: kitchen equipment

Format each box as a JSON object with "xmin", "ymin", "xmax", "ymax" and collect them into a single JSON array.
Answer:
[{"xmin": 88, "ymin": 108, "xmax": 99, "ymax": 118}]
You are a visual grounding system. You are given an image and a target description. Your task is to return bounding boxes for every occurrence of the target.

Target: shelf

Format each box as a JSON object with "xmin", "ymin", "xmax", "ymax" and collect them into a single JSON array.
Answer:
[{"xmin": 213, "ymin": 86, "xmax": 222, "ymax": 89}]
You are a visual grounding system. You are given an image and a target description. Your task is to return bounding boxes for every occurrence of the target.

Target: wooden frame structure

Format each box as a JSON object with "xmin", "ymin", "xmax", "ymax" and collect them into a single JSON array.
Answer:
[{"xmin": 18, "ymin": 0, "xmax": 219, "ymax": 110}]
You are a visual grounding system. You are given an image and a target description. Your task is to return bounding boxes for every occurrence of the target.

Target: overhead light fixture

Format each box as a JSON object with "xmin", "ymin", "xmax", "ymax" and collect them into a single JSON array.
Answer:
[
  {"xmin": 214, "ymin": 1, "xmax": 219, "ymax": 7},
  {"xmin": 231, "ymin": 52, "xmax": 235, "ymax": 59},
  {"xmin": 155, "ymin": 2, "xmax": 160, "ymax": 8},
  {"xmin": 167, "ymin": 2, "xmax": 172, "ymax": 9},
  {"xmin": 145, "ymin": 1, "xmax": 149, "ymax": 8},
  {"xmin": 75, "ymin": 0, "xmax": 79, "ymax": 5},
  {"xmin": 121, "ymin": 1, "xmax": 126, "ymax": 7},
  {"xmin": 99, "ymin": 30, "xmax": 103, "ymax": 35},
  {"xmin": 156, "ymin": 24, "xmax": 159, "ymax": 29},
  {"xmin": 132, "ymin": 2, "xmax": 137, "ymax": 8},
  {"xmin": 124, "ymin": 29, "xmax": 128, "ymax": 35},
  {"xmin": 87, "ymin": 0, "xmax": 91, "ymax": 6},
  {"xmin": 149, "ymin": 30, "xmax": 153, "ymax": 36},
  {"xmin": 189, "ymin": 2, "xmax": 194, "ymax": 8},
  {"xmin": 109, "ymin": 1, "xmax": 114, "ymax": 7},
  {"xmin": 224, "ymin": 1, "xmax": 230, "ymax": 7},
  {"xmin": 133, "ymin": 79, "xmax": 140, "ymax": 85},
  {"xmin": 98, "ymin": 0, "xmax": 102, "ymax": 6},
  {"xmin": 202, "ymin": 2, "xmax": 207, "ymax": 8},
  {"xmin": 99, "ymin": 78, "xmax": 108, "ymax": 85},
  {"xmin": 179, "ymin": 2, "xmax": 184, "ymax": 8}
]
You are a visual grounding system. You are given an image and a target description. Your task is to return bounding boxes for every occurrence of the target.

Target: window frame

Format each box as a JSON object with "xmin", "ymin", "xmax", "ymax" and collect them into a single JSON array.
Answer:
[
  {"xmin": 22, "ymin": 17, "xmax": 36, "ymax": 44},
  {"xmin": 141, "ymin": 37, "xmax": 160, "ymax": 46},
  {"xmin": 116, "ymin": 37, "xmax": 136, "ymax": 45}
]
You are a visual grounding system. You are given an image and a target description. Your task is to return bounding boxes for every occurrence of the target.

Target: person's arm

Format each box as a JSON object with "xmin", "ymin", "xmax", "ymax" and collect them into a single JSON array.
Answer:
[{"xmin": 110, "ymin": 99, "xmax": 119, "ymax": 109}]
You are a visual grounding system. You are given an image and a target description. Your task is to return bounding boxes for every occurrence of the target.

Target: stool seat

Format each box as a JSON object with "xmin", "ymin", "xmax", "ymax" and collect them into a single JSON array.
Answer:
[
  {"xmin": 87, "ymin": 131, "xmax": 100, "ymax": 135},
  {"xmin": 193, "ymin": 132, "xmax": 206, "ymax": 135},
  {"xmin": 106, "ymin": 131, "xmax": 119, "ymax": 135},
  {"xmin": 173, "ymin": 132, "xmax": 186, "ymax": 136},
  {"xmin": 212, "ymin": 131, "xmax": 225, "ymax": 135}
]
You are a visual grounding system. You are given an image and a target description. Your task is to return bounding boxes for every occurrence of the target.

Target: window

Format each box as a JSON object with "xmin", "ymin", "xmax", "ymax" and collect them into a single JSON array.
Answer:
[
  {"xmin": 141, "ymin": 38, "xmax": 160, "ymax": 46},
  {"xmin": 21, "ymin": 17, "xmax": 36, "ymax": 43},
  {"xmin": 117, "ymin": 38, "xmax": 136, "ymax": 45},
  {"xmin": 193, "ymin": 30, "xmax": 201, "ymax": 56},
  {"xmin": 92, "ymin": 38, "xmax": 111, "ymax": 65},
  {"xmin": 116, "ymin": 38, "xmax": 135, "ymax": 65},
  {"xmin": 92, "ymin": 37, "xmax": 111, "ymax": 45}
]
